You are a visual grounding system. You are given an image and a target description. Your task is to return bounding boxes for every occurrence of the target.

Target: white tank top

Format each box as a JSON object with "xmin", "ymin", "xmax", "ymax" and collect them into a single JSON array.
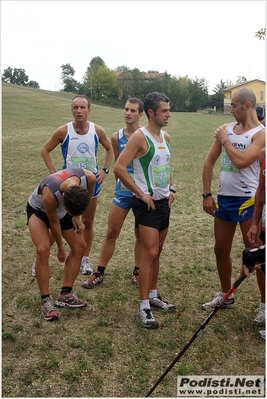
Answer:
[
  {"xmin": 61, "ymin": 122, "xmax": 98, "ymax": 173},
  {"xmin": 133, "ymin": 127, "xmax": 171, "ymax": 200},
  {"xmin": 219, "ymin": 122, "xmax": 263, "ymax": 196}
]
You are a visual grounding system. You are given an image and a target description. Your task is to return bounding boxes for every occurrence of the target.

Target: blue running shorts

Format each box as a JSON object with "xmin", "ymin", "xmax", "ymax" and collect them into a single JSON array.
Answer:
[
  {"xmin": 112, "ymin": 192, "xmax": 133, "ymax": 210},
  {"xmin": 215, "ymin": 195, "xmax": 254, "ymax": 222}
]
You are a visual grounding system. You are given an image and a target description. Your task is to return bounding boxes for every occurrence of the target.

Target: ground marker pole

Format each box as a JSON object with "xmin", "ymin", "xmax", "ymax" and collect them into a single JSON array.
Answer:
[{"xmin": 146, "ymin": 273, "xmax": 247, "ymax": 397}]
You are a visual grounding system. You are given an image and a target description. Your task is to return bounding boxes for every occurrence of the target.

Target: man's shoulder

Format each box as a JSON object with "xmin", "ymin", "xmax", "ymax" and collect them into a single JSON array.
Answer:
[
  {"xmin": 92, "ymin": 122, "xmax": 106, "ymax": 134},
  {"xmin": 55, "ymin": 123, "xmax": 69, "ymax": 135}
]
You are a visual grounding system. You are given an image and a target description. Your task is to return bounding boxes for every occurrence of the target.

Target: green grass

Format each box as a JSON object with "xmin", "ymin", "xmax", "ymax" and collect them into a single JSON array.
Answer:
[{"xmin": 2, "ymin": 82, "xmax": 265, "ymax": 397}]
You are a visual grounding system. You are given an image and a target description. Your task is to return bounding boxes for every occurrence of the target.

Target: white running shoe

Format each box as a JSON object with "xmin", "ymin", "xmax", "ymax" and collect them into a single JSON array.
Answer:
[
  {"xmin": 137, "ymin": 308, "xmax": 159, "ymax": 329},
  {"xmin": 259, "ymin": 330, "xmax": 265, "ymax": 339},
  {"xmin": 202, "ymin": 291, "xmax": 234, "ymax": 310},
  {"xmin": 80, "ymin": 257, "xmax": 93, "ymax": 275},
  {"xmin": 149, "ymin": 296, "xmax": 177, "ymax": 312},
  {"xmin": 31, "ymin": 260, "xmax": 36, "ymax": 277}
]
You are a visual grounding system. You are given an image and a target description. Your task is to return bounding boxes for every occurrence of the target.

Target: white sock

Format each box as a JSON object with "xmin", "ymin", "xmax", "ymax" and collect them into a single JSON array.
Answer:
[
  {"xmin": 149, "ymin": 289, "xmax": 157, "ymax": 299},
  {"xmin": 140, "ymin": 300, "xmax": 150, "ymax": 311}
]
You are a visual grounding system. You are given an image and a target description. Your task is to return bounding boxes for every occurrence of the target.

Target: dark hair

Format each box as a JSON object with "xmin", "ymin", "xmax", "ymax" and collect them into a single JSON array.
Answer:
[
  {"xmin": 144, "ymin": 92, "xmax": 169, "ymax": 118},
  {"xmin": 63, "ymin": 185, "xmax": 90, "ymax": 216},
  {"xmin": 256, "ymin": 106, "xmax": 265, "ymax": 122},
  {"xmin": 126, "ymin": 97, "xmax": 144, "ymax": 113},
  {"xmin": 72, "ymin": 95, "xmax": 91, "ymax": 108}
]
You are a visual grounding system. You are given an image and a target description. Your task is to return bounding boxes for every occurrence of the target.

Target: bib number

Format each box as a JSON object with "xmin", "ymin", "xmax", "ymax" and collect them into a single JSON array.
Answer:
[{"xmin": 71, "ymin": 156, "xmax": 96, "ymax": 172}]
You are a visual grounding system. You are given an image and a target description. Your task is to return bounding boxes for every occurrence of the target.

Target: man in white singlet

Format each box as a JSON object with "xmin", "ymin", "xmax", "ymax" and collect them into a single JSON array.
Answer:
[
  {"xmin": 82, "ymin": 98, "xmax": 144, "ymax": 290},
  {"xmin": 202, "ymin": 88, "xmax": 265, "ymax": 319},
  {"xmin": 114, "ymin": 92, "xmax": 177, "ymax": 329},
  {"xmin": 38, "ymin": 95, "xmax": 113, "ymax": 276}
]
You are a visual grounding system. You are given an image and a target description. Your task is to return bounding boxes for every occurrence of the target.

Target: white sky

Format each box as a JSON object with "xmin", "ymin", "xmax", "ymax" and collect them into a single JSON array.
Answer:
[{"xmin": 1, "ymin": 0, "xmax": 266, "ymax": 94}]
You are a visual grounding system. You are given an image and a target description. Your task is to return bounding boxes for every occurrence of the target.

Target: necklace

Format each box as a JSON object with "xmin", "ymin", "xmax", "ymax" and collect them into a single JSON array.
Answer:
[{"xmin": 73, "ymin": 121, "xmax": 89, "ymax": 134}]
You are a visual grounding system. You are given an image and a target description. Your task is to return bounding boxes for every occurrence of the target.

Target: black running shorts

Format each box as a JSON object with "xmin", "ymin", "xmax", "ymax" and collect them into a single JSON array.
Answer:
[
  {"xmin": 132, "ymin": 197, "xmax": 170, "ymax": 231},
  {"xmin": 26, "ymin": 202, "xmax": 74, "ymax": 230}
]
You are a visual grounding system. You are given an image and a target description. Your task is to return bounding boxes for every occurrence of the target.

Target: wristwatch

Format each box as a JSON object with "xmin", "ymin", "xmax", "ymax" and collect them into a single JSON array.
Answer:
[
  {"xmin": 202, "ymin": 193, "xmax": 212, "ymax": 199},
  {"xmin": 170, "ymin": 185, "xmax": 176, "ymax": 193},
  {"xmin": 102, "ymin": 168, "xmax": 109, "ymax": 174}
]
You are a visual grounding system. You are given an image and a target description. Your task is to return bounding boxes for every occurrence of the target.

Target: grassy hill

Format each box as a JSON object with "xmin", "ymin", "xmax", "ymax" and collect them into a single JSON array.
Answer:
[{"xmin": 2, "ymin": 83, "xmax": 264, "ymax": 397}]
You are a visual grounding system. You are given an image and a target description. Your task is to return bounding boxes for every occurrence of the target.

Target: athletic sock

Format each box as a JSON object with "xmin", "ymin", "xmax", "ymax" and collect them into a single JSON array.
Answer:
[
  {"xmin": 97, "ymin": 266, "xmax": 106, "ymax": 276},
  {"xmin": 149, "ymin": 289, "xmax": 157, "ymax": 299},
  {"xmin": 61, "ymin": 287, "xmax": 72, "ymax": 295},
  {"xmin": 140, "ymin": 299, "xmax": 150, "ymax": 311},
  {"xmin": 41, "ymin": 294, "xmax": 50, "ymax": 301}
]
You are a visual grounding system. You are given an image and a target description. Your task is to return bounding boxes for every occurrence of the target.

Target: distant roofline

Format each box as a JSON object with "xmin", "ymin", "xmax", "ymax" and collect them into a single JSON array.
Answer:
[{"xmin": 222, "ymin": 79, "xmax": 265, "ymax": 91}]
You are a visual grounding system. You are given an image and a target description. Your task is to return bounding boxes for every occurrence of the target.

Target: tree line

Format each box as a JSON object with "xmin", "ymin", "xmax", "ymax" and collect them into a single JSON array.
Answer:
[
  {"xmin": 2, "ymin": 66, "xmax": 40, "ymax": 88},
  {"xmin": 59, "ymin": 57, "xmax": 247, "ymax": 112},
  {"xmin": 0, "ymin": 58, "xmax": 249, "ymax": 112}
]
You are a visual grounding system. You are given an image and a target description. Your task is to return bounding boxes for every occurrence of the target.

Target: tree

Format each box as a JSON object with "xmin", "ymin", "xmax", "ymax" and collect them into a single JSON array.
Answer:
[
  {"xmin": 88, "ymin": 65, "xmax": 119, "ymax": 101},
  {"xmin": 2, "ymin": 67, "xmax": 29, "ymax": 86},
  {"xmin": 61, "ymin": 63, "xmax": 79, "ymax": 93},
  {"xmin": 188, "ymin": 78, "xmax": 209, "ymax": 112},
  {"xmin": 236, "ymin": 75, "xmax": 247, "ymax": 84},
  {"xmin": 83, "ymin": 56, "xmax": 106, "ymax": 99},
  {"xmin": 28, "ymin": 80, "xmax": 40, "ymax": 88},
  {"xmin": 255, "ymin": 28, "xmax": 266, "ymax": 40},
  {"xmin": 210, "ymin": 79, "xmax": 233, "ymax": 111},
  {"xmin": 2, "ymin": 66, "xmax": 13, "ymax": 83}
]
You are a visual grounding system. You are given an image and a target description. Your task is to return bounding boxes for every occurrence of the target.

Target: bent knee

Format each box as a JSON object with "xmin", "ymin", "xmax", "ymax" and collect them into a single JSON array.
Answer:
[
  {"xmin": 72, "ymin": 241, "xmax": 87, "ymax": 255},
  {"xmin": 36, "ymin": 246, "xmax": 50, "ymax": 261}
]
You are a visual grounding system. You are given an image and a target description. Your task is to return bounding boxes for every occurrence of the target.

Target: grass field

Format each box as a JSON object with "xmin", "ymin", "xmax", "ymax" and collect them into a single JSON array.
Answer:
[{"xmin": 2, "ymin": 82, "xmax": 265, "ymax": 398}]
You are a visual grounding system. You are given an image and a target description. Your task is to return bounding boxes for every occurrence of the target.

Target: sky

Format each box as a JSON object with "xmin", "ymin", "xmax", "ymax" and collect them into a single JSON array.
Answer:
[{"xmin": 1, "ymin": 1, "xmax": 266, "ymax": 94}]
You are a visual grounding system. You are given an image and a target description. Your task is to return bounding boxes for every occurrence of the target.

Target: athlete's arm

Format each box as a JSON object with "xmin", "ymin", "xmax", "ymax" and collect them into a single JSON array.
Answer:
[
  {"xmin": 114, "ymin": 130, "xmax": 155, "ymax": 210},
  {"xmin": 95, "ymin": 124, "xmax": 113, "ymax": 183},
  {"xmin": 42, "ymin": 186, "xmax": 66, "ymax": 262},
  {"xmin": 215, "ymin": 127, "xmax": 265, "ymax": 169},
  {"xmin": 202, "ymin": 139, "xmax": 221, "ymax": 216},
  {"xmin": 84, "ymin": 169, "xmax": 96, "ymax": 201},
  {"xmin": 41, "ymin": 125, "xmax": 67, "ymax": 173},
  {"xmin": 247, "ymin": 148, "xmax": 266, "ymax": 245},
  {"xmin": 96, "ymin": 125, "xmax": 113, "ymax": 168},
  {"xmin": 111, "ymin": 131, "xmax": 119, "ymax": 182}
]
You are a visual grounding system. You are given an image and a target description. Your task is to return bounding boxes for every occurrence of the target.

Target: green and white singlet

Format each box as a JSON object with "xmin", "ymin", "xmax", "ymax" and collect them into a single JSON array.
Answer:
[{"xmin": 133, "ymin": 127, "xmax": 171, "ymax": 200}]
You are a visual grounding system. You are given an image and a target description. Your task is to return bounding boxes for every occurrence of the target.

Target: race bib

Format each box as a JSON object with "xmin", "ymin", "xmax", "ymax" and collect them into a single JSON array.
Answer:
[
  {"xmin": 221, "ymin": 152, "xmax": 239, "ymax": 173},
  {"xmin": 153, "ymin": 164, "xmax": 170, "ymax": 188},
  {"xmin": 71, "ymin": 156, "xmax": 96, "ymax": 172}
]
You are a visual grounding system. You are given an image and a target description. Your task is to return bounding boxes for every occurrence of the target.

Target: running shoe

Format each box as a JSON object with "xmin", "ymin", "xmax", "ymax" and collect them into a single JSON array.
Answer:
[
  {"xmin": 80, "ymin": 257, "xmax": 93, "ymax": 275},
  {"xmin": 254, "ymin": 303, "xmax": 265, "ymax": 324},
  {"xmin": 41, "ymin": 297, "xmax": 60, "ymax": 321},
  {"xmin": 149, "ymin": 296, "xmax": 177, "ymax": 312},
  {"xmin": 137, "ymin": 308, "xmax": 159, "ymax": 329},
  {"xmin": 202, "ymin": 291, "xmax": 235, "ymax": 310},
  {"xmin": 82, "ymin": 271, "xmax": 104, "ymax": 289},
  {"xmin": 259, "ymin": 330, "xmax": 266, "ymax": 339},
  {"xmin": 31, "ymin": 260, "xmax": 36, "ymax": 277},
  {"xmin": 55, "ymin": 291, "xmax": 87, "ymax": 308},
  {"xmin": 132, "ymin": 270, "xmax": 139, "ymax": 285}
]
